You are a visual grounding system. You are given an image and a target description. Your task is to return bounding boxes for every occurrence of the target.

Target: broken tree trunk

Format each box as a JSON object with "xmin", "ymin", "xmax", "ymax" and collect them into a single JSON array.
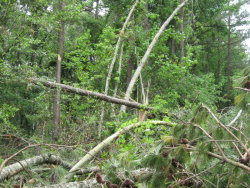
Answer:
[
  {"xmin": 53, "ymin": 0, "xmax": 65, "ymax": 139},
  {"xmin": 62, "ymin": 121, "xmax": 171, "ymax": 182},
  {"xmin": 0, "ymin": 154, "xmax": 71, "ymax": 182},
  {"xmin": 31, "ymin": 79, "xmax": 153, "ymax": 111},
  {"xmin": 121, "ymin": 0, "xmax": 189, "ymax": 112}
]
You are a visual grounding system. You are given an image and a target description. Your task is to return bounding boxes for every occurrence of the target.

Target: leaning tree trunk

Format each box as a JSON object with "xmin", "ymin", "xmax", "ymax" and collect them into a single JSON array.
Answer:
[
  {"xmin": 121, "ymin": 0, "xmax": 189, "ymax": 112},
  {"xmin": 62, "ymin": 121, "xmax": 171, "ymax": 182},
  {"xmin": 99, "ymin": 0, "xmax": 139, "ymax": 137}
]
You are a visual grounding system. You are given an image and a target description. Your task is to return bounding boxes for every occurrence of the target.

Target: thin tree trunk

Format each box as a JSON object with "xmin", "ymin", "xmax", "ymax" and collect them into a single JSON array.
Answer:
[
  {"xmin": 104, "ymin": 0, "xmax": 139, "ymax": 96},
  {"xmin": 94, "ymin": 0, "xmax": 99, "ymax": 19},
  {"xmin": 53, "ymin": 1, "xmax": 65, "ymax": 139},
  {"xmin": 225, "ymin": 4, "xmax": 232, "ymax": 78},
  {"xmin": 126, "ymin": 56, "xmax": 134, "ymax": 88},
  {"xmin": 113, "ymin": 42, "xmax": 124, "ymax": 98},
  {"xmin": 31, "ymin": 79, "xmax": 154, "ymax": 111},
  {"xmin": 121, "ymin": 0, "xmax": 189, "ymax": 112},
  {"xmin": 98, "ymin": 0, "xmax": 139, "ymax": 137},
  {"xmin": 215, "ymin": 43, "xmax": 222, "ymax": 84},
  {"xmin": 111, "ymin": 42, "xmax": 124, "ymax": 115},
  {"xmin": 171, "ymin": 38, "xmax": 176, "ymax": 57},
  {"xmin": 63, "ymin": 121, "xmax": 171, "ymax": 182},
  {"xmin": 180, "ymin": 0, "xmax": 185, "ymax": 62}
]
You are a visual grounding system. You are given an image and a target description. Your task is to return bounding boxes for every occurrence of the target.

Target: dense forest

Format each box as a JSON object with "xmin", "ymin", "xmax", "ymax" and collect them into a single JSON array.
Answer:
[{"xmin": 0, "ymin": 0, "xmax": 250, "ymax": 187}]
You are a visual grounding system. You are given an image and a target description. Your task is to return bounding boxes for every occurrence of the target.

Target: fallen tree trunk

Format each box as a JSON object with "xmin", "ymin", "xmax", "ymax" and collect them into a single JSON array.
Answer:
[
  {"xmin": 63, "ymin": 121, "xmax": 171, "ymax": 182},
  {"xmin": 0, "ymin": 154, "xmax": 71, "ymax": 182},
  {"xmin": 33, "ymin": 166, "xmax": 100, "ymax": 175},
  {"xmin": 40, "ymin": 168, "xmax": 153, "ymax": 188},
  {"xmin": 40, "ymin": 179, "xmax": 100, "ymax": 188},
  {"xmin": 31, "ymin": 79, "xmax": 153, "ymax": 111},
  {"xmin": 0, "ymin": 154, "xmax": 101, "ymax": 182}
]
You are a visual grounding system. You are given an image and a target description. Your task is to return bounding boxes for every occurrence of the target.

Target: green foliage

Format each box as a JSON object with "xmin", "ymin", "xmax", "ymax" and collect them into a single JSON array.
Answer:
[
  {"xmin": 0, "ymin": 104, "xmax": 18, "ymax": 131},
  {"xmin": 0, "ymin": 0, "xmax": 249, "ymax": 186},
  {"xmin": 142, "ymin": 153, "xmax": 169, "ymax": 171}
]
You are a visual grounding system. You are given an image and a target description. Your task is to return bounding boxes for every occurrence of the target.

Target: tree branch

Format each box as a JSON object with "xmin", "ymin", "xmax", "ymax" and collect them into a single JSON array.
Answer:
[
  {"xmin": 201, "ymin": 105, "xmax": 249, "ymax": 156},
  {"xmin": 227, "ymin": 109, "xmax": 242, "ymax": 127},
  {"xmin": 30, "ymin": 78, "xmax": 153, "ymax": 111},
  {"xmin": 235, "ymin": 87, "xmax": 250, "ymax": 92}
]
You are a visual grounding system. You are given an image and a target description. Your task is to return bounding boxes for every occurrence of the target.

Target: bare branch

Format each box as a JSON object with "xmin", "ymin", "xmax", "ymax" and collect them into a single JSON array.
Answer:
[
  {"xmin": 235, "ymin": 87, "xmax": 250, "ymax": 92},
  {"xmin": 30, "ymin": 78, "xmax": 154, "ymax": 111},
  {"xmin": 166, "ymin": 146, "xmax": 250, "ymax": 172},
  {"xmin": 192, "ymin": 123, "xmax": 226, "ymax": 158},
  {"xmin": 227, "ymin": 110, "xmax": 242, "ymax": 127},
  {"xmin": 202, "ymin": 105, "xmax": 249, "ymax": 155}
]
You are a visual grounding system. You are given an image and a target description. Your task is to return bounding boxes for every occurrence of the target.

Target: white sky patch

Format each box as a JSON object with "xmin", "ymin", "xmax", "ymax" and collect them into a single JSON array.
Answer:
[
  {"xmin": 93, "ymin": 0, "xmax": 109, "ymax": 16},
  {"xmin": 47, "ymin": 6, "xmax": 53, "ymax": 12},
  {"xmin": 238, "ymin": 3, "xmax": 250, "ymax": 53}
]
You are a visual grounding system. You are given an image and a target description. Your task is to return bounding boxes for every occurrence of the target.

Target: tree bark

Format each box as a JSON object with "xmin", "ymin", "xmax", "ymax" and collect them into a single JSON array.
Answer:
[
  {"xmin": 94, "ymin": 0, "xmax": 99, "ymax": 19},
  {"xmin": 111, "ymin": 42, "xmax": 124, "ymax": 114},
  {"xmin": 126, "ymin": 56, "xmax": 134, "ymax": 89},
  {"xmin": 179, "ymin": 0, "xmax": 185, "ymax": 62},
  {"xmin": 225, "ymin": 2, "xmax": 232, "ymax": 91},
  {"xmin": 53, "ymin": 0, "xmax": 65, "ymax": 139},
  {"xmin": 121, "ymin": 0, "xmax": 189, "ymax": 112},
  {"xmin": 41, "ymin": 168, "xmax": 153, "ymax": 188},
  {"xmin": 31, "ymin": 79, "xmax": 154, "ymax": 111},
  {"xmin": 171, "ymin": 38, "xmax": 176, "ymax": 57},
  {"xmin": 113, "ymin": 42, "xmax": 124, "ymax": 98},
  {"xmin": 42, "ymin": 179, "xmax": 100, "ymax": 188},
  {"xmin": 63, "ymin": 121, "xmax": 171, "ymax": 182},
  {"xmin": 0, "ymin": 154, "xmax": 71, "ymax": 182}
]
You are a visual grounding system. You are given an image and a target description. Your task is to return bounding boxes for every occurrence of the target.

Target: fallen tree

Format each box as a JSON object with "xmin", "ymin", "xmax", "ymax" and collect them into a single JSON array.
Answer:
[
  {"xmin": 0, "ymin": 154, "xmax": 100, "ymax": 182},
  {"xmin": 63, "ymin": 121, "xmax": 172, "ymax": 182},
  {"xmin": 0, "ymin": 154, "xmax": 71, "ymax": 182},
  {"xmin": 33, "ymin": 166, "xmax": 100, "ymax": 175},
  {"xmin": 40, "ymin": 179, "xmax": 100, "ymax": 188},
  {"xmin": 40, "ymin": 168, "xmax": 153, "ymax": 188},
  {"xmin": 30, "ymin": 78, "xmax": 153, "ymax": 111}
]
